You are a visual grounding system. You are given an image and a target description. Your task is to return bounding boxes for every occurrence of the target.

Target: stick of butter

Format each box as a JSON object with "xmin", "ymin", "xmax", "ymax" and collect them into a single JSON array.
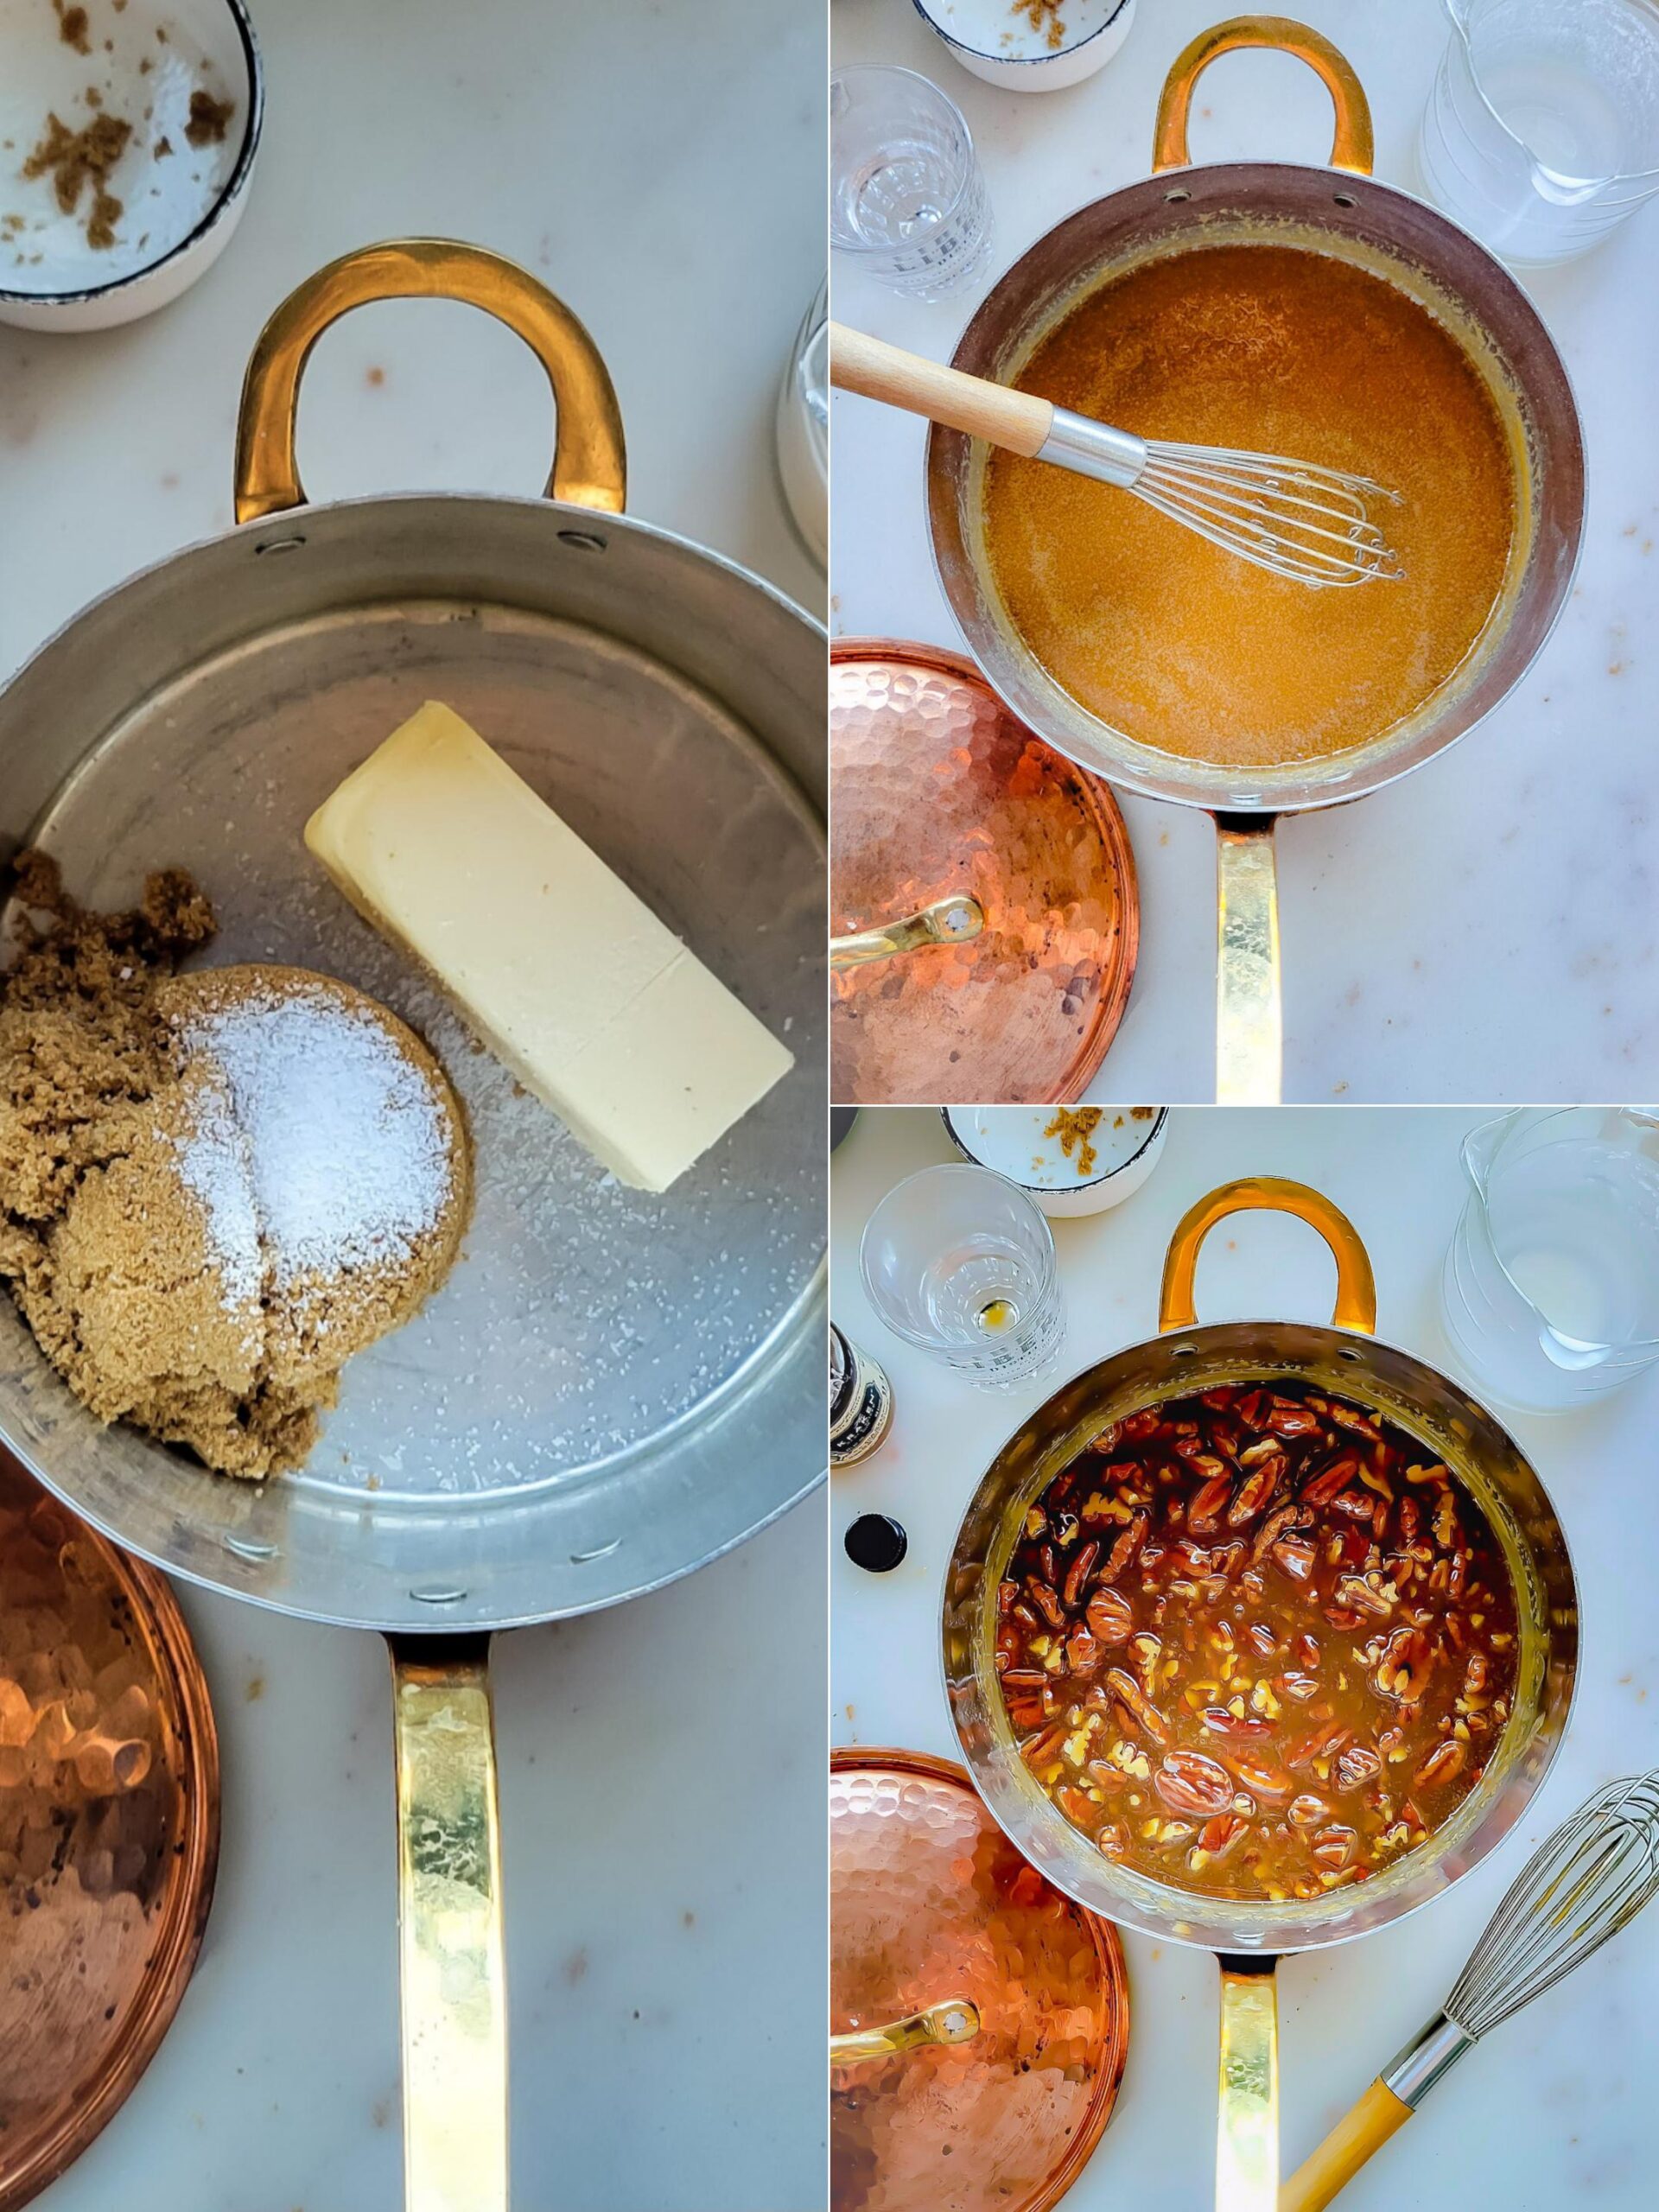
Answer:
[{"xmin": 304, "ymin": 702, "xmax": 794, "ymax": 1192}]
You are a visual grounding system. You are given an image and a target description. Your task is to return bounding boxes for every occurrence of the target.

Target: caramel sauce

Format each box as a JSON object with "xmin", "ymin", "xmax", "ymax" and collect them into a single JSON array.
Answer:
[
  {"xmin": 982, "ymin": 245, "xmax": 1520, "ymax": 769},
  {"xmin": 996, "ymin": 1382, "xmax": 1519, "ymax": 1903}
]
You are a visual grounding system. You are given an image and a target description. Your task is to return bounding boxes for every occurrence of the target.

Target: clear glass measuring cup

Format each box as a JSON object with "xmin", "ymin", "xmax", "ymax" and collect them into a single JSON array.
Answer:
[
  {"xmin": 1440, "ymin": 1108, "xmax": 1659, "ymax": 1413},
  {"xmin": 1418, "ymin": 0, "xmax": 1659, "ymax": 264}
]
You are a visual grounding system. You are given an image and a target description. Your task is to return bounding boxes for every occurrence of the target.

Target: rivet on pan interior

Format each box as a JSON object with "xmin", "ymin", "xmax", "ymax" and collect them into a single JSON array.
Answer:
[
  {"xmin": 1170, "ymin": 1342, "xmax": 1198, "ymax": 1358},
  {"xmin": 223, "ymin": 1535, "xmax": 278, "ymax": 1561},
  {"xmin": 1333, "ymin": 192, "xmax": 1357, "ymax": 207},
  {"xmin": 1164, "ymin": 187, "xmax": 1192, "ymax": 202},
  {"xmin": 570, "ymin": 1537, "xmax": 623, "ymax": 1565},
  {"xmin": 556, "ymin": 530, "xmax": 607, "ymax": 553},
  {"xmin": 255, "ymin": 534, "xmax": 307, "ymax": 556},
  {"xmin": 410, "ymin": 1586, "xmax": 468, "ymax": 1605}
]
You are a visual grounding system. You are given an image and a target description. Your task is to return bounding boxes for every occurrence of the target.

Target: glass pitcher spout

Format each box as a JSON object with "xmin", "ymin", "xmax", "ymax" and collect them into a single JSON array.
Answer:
[{"xmin": 1459, "ymin": 1108, "xmax": 1518, "ymax": 1204}]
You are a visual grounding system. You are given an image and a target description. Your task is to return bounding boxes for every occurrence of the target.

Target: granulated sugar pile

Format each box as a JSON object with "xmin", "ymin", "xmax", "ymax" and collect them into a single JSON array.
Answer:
[{"xmin": 0, "ymin": 859, "xmax": 471, "ymax": 1477}]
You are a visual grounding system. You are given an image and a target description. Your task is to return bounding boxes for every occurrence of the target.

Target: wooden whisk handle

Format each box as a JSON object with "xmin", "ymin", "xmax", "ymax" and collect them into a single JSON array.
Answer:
[
  {"xmin": 1280, "ymin": 2077, "xmax": 1413, "ymax": 2211},
  {"xmin": 830, "ymin": 322, "xmax": 1054, "ymax": 457}
]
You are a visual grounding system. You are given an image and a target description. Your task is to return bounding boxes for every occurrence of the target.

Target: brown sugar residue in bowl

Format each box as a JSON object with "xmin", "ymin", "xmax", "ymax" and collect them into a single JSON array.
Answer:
[
  {"xmin": 1043, "ymin": 1105, "xmax": 1104, "ymax": 1177},
  {"xmin": 54, "ymin": 1, "xmax": 92, "ymax": 54},
  {"xmin": 1011, "ymin": 0, "xmax": 1069, "ymax": 50},
  {"xmin": 185, "ymin": 90, "xmax": 235, "ymax": 148},
  {"xmin": 22, "ymin": 110, "xmax": 131, "ymax": 249}
]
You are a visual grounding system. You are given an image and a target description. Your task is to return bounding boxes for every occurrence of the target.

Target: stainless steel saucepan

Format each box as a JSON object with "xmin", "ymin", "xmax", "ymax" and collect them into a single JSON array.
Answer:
[
  {"xmin": 926, "ymin": 16, "xmax": 1585, "ymax": 1102},
  {"xmin": 943, "ymin": 1177, "xmax": 1578, "ymax": 2210},
  {"xmin": 0, "ymin": 239, "xmax": 826, "ymax": 2210}
]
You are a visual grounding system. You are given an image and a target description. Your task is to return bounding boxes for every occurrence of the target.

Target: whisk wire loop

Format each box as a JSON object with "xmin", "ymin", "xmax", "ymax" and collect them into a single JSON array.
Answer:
[
  {"xmin": 1038, "ymin": 410, "xmax": 1405, "ymax": 589},
  {"xmin": 1445, "ymin": 1772, "xmax": 1659, "ymax": 2041}
]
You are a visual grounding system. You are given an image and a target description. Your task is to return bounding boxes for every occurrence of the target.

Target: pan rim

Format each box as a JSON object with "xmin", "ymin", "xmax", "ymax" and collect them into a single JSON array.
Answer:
[
  {"xmin": 2, "ymin": 486, "xmax": 826, "ymax": 721},
  {"xmin": 2, "ymin": 1423, "xmax": 828, "ymax": 1636}
]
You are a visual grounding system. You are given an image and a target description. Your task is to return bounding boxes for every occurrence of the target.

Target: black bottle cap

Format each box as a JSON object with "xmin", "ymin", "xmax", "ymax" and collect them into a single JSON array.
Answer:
[{"xmin": 845, "ymin": 1513, "xmax": 907, "ymax": 1573}]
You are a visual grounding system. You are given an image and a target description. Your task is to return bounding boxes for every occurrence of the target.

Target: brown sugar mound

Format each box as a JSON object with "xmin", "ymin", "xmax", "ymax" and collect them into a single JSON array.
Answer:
[
  {"xmin": 0, "ymin": 859, "xmax": 470, "ymax": 1478},
  {"xmin": 154, "ymin": 965, "xmax": 472, "ymax": 1402}
]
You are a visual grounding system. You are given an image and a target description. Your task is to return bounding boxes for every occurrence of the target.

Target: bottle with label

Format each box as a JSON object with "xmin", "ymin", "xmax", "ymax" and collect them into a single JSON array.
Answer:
[{"xmin": 830, "ymin": 1323, "xmax": 893, "ymax": 1467}]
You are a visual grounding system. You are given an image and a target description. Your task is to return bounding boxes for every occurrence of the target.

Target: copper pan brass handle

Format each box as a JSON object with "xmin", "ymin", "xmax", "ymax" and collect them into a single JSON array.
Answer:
[
  {"xmin": 830, "ymin": 894, "xmax": 986, "ymax": 971},
  {"xmin": 830, "ymin": 1997, "xmax": 982, "ymax": 2067},
  {"xmin": 1153, "ymin": 15, "xmax": 1374, "ymax": 177},
  {"xmin": 1217, "ymin": 1956, "xmax": 1280, "ymax": 2212},
  {"xmin": 1159, "ymin": 1177, "xmax": 1377, "ymax": 1336},
  {"xmin": 1216, "ymin": 816, "xmax": 1281, "ymax": 1106},
  {"xmin": 235, "ymin": 238, "xmax": 627, "ymax": 523},
  {"xmin": 390, "ymin": 1635, "xmax": 507, "ymax": 2212}
]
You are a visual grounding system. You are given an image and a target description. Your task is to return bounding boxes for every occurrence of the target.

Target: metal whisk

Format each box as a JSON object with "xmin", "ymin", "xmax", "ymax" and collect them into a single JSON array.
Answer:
[
  {"xmin": 1282, "ymin": 1770, "xmax": 1659, "ymax": 2212},
  {"xmin": 830, "ymin": 322, "xmax": 1404, "ymax": 589}
]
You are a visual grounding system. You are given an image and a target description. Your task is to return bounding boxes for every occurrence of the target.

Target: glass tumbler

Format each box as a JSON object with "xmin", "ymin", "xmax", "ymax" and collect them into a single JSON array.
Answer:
[
  {"xmin": 775, "ymin": 277, "xmax": 827, "ymax": 569},
  {"xmin": 1418, "ymin": 0, "xmax": 1659, "ymax": 264},
  {"xmin": 861, "ymin": 1164, "xmax": 1065, "ymax": 1389},
  {"xmin": 830, "ymin": 67, "xmax": 993, "ymax": 301},
  {"xmin": 1440, "ymin": 1108, "xmax": 1659, "ymax": 1414}
]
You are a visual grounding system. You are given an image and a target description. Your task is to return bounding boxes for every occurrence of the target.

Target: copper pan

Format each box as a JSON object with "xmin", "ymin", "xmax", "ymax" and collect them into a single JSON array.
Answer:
[
  {"xmin": 926, "ymin": 16, "xmax": 1585, "ymax": 1102},
  {"xmin": 942, "ymin": 1176, "xmax": 1578, "ymax": 2211}
]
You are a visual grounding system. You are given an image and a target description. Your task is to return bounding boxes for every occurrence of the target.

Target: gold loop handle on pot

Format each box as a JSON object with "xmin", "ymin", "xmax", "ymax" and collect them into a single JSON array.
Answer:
[
  {"xmin": 391, "ymin": 1636, "xmax": 507, "ymax": 2212},
  {"xmin": 1218, "ymin": 1956, "xmax": 1280, "ymax": 2212},
  {"xmin": 1160, "ymin": 1177, "xmax": 1377, "ymax": 1336},
  {"xmin": 1153, "ymin": 16, "xmax": 1375, "ymax": 177},
  {"xmin": 830, "ymin": 1997, "xmax": 981, "ymax": 2067},
  {"xmin": 235, "ymin": 238, "xmax": 627, "ymax": 524}
]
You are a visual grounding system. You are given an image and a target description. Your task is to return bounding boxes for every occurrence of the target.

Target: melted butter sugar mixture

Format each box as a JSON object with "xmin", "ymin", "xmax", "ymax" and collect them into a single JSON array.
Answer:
[{"xmin": 982, "ymin": 244, "xmax": 1520, "ymax": 768}]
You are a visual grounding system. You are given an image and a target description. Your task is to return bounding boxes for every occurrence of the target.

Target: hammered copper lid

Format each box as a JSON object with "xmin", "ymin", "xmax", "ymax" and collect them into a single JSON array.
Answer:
[
  {"xmin": 0, "ymin": 1447, "xmax": 219, "ymax": 2209},
  {"xmin": 831, "ymin": 641, "xmax": 1139, "ymax": 1107},
  {"xmin": 830, "ymin": 1746, "xmax": 1129, "ymax": 2212}
]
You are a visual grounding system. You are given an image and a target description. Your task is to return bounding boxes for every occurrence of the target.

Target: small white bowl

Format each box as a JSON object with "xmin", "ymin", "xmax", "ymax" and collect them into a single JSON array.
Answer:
[
  {"xmin": 0, "ymin": 0, "xmax": 262, "ymax": 332},
  {"xmin": 912, "ymin": 0, "xmax": 1137, "ymax": 92},
  {"xmin": 943, "ymin": 1104, "xmax": 1167, "ymax": 1217}
]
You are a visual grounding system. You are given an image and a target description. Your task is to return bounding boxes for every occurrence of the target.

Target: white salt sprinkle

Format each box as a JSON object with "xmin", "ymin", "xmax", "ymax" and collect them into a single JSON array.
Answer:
[
  {"xmin": 168, "ymin": 1071, "xmax": 264, "ymax": 1353},
  {"xmin": 172, "ymin": 979, "xmax": 454, "ymax": 1287}
]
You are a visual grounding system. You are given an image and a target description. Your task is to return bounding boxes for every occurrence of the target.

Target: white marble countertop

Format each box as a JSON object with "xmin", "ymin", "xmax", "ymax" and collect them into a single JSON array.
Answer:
[
  {"xmin": 830, "ymin": 0, "xmax": 1659, "ymax": 1103},
  {"xmin": 3, "ymin": 3, "xmax": 826, "ymax": 2208},
  {"xmin": 832, "ymin": 1104, "xmax": 1659, "ymax": 2212}
]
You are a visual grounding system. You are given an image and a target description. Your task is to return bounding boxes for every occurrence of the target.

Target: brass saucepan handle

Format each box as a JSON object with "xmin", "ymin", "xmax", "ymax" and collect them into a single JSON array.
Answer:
[
  {"xmin": 390, "ymin": 1634, "xmax": 508, "ymax": 2212},
  {"xmin": 235, "ymin": 238, "xmax": 627, "ymax": 523},
  {"xmin": 830, "ymin": 893, "xmax": 986, "ymax": 971},
  {"xmin": 1153, "ymin": 15, "xmax": 1375, "ymax": 176},
  {"xmin": 1160, "ymin": 1176, "xmax": 1377, "ymax": 1336},
  {"xmin": 1218, "ymin": 1956, "xmax": 1281, "ymax": 2212},
  {"xmin": 1216, "ymin": 817, "xmax": 1281, "ymax": 1106},
  {"xmin": 830, "ymin": 1996, "xmax": 981, "ymax": 2066}
]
